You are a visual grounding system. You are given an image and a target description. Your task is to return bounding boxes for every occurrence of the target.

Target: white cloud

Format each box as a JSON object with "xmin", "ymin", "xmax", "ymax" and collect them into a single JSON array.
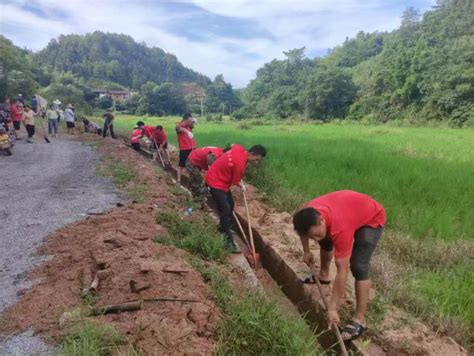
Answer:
[{"xmin": 0, "ymin": 0, "xmax": 435, "ymax": 87}]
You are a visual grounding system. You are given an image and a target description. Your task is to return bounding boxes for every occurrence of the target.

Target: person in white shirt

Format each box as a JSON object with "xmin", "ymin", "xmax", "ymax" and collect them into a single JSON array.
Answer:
[{"xmin": 64, "ymin": 104, "xmax": 75, "ymax": 134}]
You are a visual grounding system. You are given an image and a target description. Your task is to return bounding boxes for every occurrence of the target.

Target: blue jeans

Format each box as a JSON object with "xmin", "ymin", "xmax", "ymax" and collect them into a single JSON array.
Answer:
[{"xmin": 48, "ymin": 119, "xmax": 58, "ymax": 134}]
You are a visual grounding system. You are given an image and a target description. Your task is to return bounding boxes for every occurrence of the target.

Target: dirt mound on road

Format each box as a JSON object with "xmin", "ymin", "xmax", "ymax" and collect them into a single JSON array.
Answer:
[{"xmin": 1, "ymin": 136, "xmax": 220, "ymax": 355}]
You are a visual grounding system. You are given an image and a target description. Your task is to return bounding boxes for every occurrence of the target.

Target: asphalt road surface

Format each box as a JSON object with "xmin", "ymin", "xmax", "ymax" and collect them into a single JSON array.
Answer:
[{"xmin": 0, "ymin": 135, "xmax": 119, "ymax": 355}]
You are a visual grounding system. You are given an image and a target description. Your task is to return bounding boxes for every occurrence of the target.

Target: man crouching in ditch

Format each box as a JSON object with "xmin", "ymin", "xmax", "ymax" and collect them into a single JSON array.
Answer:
[{"xmin": 292, "ymin": 190, "xmax": 386, "ymax": 341}]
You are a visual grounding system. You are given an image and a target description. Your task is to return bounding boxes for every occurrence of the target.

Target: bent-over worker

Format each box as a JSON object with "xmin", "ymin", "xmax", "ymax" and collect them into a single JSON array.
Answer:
[
  {"xmin": 205, "ymin": 144, "xmax": 266, "ymax": 253},
  {"xmin": 292, "ymin": 190, "xmax": 386, "ymax": 341}
]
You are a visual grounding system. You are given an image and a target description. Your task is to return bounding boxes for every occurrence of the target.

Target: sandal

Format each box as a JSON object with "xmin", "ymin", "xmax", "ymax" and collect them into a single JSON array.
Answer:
[
  {"xmin": 301, "ymin": 275, "xmax": 331, "ymax": 285},
  {"xmin": 340, "ymin": 320, "xmax": 367, "ymax": 341}
]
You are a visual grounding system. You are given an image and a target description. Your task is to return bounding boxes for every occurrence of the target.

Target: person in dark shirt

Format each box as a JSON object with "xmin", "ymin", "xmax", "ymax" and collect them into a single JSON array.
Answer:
[{"xmin": 102, "ymin": 110, "xmax": 116, "ymax": 138}]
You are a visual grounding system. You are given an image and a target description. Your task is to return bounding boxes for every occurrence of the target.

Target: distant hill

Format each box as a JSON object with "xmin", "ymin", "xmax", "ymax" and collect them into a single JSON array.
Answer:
[
  {"xmin": 35, "ymin": 31, "xmax": 211, "ymax": 90},
  {"xmin": 239, "ymin": 0, "xmax": 474, "ymax": 125}
]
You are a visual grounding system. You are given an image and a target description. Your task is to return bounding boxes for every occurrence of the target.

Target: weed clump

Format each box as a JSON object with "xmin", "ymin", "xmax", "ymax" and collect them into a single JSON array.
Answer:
[
  {"xmin": 190, "ymin": 259, "xmax": 322, "ymax": 356},
  {"xmin": 102, "ymin": 161, "xmax": 136, "ymax": 186},
  {"xmin": 60, "ymin": 320, "xmax": 127, "ymax": 356},
  {"xmin": 156, "ymin": 210, "xmax": 228, "ymax": 262}
]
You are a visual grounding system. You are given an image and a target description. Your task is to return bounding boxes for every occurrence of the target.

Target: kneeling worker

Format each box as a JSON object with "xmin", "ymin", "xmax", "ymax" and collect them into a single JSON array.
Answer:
[
  {"xmin": 205, "ymin": 144, "xmax": 266, "ymax": 252},
  {"xmin": 186, "ymin": 146, "xmax": 224, "ymax": 206},
  {"xmin": 130, "ymin": 121, "xmax": 145, "ymax": 151},
  {"xmin": 292, "ymin": 190, "xmax": 385, "ymax": 341}
]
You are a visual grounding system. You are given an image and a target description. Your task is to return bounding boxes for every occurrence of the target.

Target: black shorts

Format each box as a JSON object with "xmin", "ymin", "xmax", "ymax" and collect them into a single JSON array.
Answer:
[
  {"xmin": 13, "ymin": 121, "xmax": 21, "ymax": 130},
  {"xmin": 66, "ymin": 121, "xmax": 75, "ymax": 128},
  {"xmin": 319, "ymin": 226, "xmax": 383, "ymax": 281},
  {"xmin": 179, "ymin": 149, "xmax": 192, "ymax": 167}
]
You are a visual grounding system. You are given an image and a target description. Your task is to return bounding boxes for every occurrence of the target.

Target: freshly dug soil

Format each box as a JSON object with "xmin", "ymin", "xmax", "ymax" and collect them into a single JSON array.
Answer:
[{"xmin": 0, "ymin": 136, "xmax": 220, "ymax": 355}]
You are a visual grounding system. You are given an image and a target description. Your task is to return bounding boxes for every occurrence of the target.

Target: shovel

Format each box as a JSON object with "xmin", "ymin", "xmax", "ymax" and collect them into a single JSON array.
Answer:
[
  {"xmin": 309, "ymin": 264, "xmax": 349, "ymax": 356},
  {"xmin": 242, "ymin": 187, "xmax": 259, "ymax": 269}
]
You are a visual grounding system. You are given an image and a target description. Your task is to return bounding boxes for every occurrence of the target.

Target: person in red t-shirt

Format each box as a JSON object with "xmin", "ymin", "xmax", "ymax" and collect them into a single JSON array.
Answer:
[
  {"xmin": 186, "ymin": 146, "xmax": 224, "ymax": 206},
  {"xmin": 130, "ymin": 121, "xmax": 146, "ymax": 151},
  {"xmin": 146, "ymin": 125, "xmax": 170, "ymax": 166},
  {"xmin": 175, "ymin": 113, "xmax": 196, "ymax": 184},
  {"xmin": 205, "ymin": 144, "xmax": 267, "ymax": 252},
  {"xmin": 10, "ymin": 99, "xmax": 24, "ymax": 132},
  {"xmin": 292, "ymin": 190, "xmax": 386, "ymax": 341}
]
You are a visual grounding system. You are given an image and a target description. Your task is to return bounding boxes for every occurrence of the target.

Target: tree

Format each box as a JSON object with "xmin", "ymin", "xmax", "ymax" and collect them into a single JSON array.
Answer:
[{"xmin": 306, "ymin": 66, "xmax": 357, "ymax": 120}]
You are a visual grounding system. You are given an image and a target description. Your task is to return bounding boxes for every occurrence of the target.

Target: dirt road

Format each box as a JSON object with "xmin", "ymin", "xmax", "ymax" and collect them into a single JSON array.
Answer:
[{"xmin": 0, "ymin": 136, "xmax": 119, "ymax": 355}]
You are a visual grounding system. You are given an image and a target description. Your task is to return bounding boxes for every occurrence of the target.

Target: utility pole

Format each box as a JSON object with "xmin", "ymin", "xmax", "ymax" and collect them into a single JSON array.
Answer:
[
  {"xmin": 200, "ymin": 97, "xmax": 204, "ymax": 117},
  {"xmin": 222, "ymin": 103, "xmax": 225, "ymax": 116}
]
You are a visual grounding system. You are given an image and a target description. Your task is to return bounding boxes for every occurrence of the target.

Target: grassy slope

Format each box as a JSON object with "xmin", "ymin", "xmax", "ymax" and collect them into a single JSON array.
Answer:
[{"xmin": 108, "ymin": 115, "xmax": 473, "ymax": 344}]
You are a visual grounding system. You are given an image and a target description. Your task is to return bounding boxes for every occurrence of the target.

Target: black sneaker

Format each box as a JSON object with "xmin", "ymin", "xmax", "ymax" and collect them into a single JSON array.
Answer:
[{"xmin": 225, "ymin": 239, "xmax": 241, "ymax": 254}]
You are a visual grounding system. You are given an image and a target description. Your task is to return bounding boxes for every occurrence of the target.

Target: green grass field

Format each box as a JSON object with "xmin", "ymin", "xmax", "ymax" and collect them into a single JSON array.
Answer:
[{"xmin": 107, "ymin": 115, "xmax": 474, "ymax": 346}]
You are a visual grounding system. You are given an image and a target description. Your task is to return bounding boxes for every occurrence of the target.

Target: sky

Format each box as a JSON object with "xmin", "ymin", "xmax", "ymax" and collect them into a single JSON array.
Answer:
[{"xmin": 0, "ymin": 0, "xmax": 435, "ymax": 88}]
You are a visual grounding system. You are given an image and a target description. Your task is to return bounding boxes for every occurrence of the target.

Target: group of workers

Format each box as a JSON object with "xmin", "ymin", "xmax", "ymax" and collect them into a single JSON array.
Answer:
[
  {"xmin": 0, "ymin": 96, "xmax": 77, "ymax": 142},
  {"xmin": 129, "ymin": 112, "xmax": 385, "ymax": 342}
]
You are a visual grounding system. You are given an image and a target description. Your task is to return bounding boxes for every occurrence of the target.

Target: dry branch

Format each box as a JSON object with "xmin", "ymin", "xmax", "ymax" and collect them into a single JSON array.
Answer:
[{"xmin": 90, "ymin": 300, "xmax": 142, "ymax": 316}]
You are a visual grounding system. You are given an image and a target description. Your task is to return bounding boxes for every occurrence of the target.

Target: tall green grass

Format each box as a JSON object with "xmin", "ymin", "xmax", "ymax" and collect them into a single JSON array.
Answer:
[
  {"xmin": 60, "ymin": 320, "xmax": 127, "ymax": 356},
  {"xmin": 111, "ymin": 115, "xmax": 474, "ymax": 241},
  {"xmin": 110, "ymin": 115, "xmax": 474, "ymax": 347}
]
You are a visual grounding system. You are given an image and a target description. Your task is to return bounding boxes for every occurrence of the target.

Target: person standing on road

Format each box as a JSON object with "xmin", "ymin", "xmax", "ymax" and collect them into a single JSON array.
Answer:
[
  {"xmin": 186, "ymin": 146, "xmax": 224, "ymax": 207},
  {"xmin": 102, "ymin": 109, "xmax": 116, "ymax": 139},
  {"xmin": 31, "ymin": 96, "xmax": 38, "ymax": 113},
  {"xmin": 64, "ymin": 104, "xmax": 75, "ymax": 134},
  {"xmin": 205, "ymin": 144, "xmax": 266, "ymax": 252},
  {"xmin": 46, "ymin": 104, "xmax": 59, "ymax": 137},
  {"xmin": 175, "ymin": 113, "xmax": 197, "ymax": 185},
  {"xmin": 10, "ymin": 99, "xmax": 24, "ymax": 135},
  {"xmin": 292, "ymin": 190, "xmax": 386, "ymax": 341},
  {"xmin": 22, "ymin": 105, "xmax": 36, "ymax": 143}
]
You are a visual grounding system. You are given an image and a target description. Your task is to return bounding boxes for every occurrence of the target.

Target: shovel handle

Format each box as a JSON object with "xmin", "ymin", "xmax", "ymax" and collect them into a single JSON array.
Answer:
[
  {"xmin": 242, "ymin": 188, "xmax": 258, "ymax": 267},
  {"xmin": 309, "ymin": 265, "xmax": 349, "ymax": 356},
  {"xmin": 232, "ymin": 212, "xmax": 251, "ymax": 250}
]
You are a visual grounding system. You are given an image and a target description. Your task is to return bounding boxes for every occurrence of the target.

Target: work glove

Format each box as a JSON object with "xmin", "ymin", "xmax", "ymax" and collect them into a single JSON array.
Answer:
[
  {"xmin": 239, "ymin": 181, "xmax": 246, "ymax": 192},
  {"xmin": 187, "ymin": 131, "xmax": 194, "ymax": 139}
]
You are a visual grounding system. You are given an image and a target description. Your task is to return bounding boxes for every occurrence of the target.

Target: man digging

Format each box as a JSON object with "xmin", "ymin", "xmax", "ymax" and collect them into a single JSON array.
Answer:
[
  {"xmin": 205, "ymin": 144, "xmax": 266, "ymax": 253},
  {"xmin": 292, "ymin": 190, "xmax": 386, "ymax": 341}
]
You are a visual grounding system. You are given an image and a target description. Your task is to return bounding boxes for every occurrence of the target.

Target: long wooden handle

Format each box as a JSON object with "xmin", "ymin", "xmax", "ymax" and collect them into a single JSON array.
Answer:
[
  {"xmin": 309, "ymin": 265, "xmax": 349, "ymax": 356},
  {"xmin": 242, "ymin": 189, "xmax": 257, "ymax": 265},
  {"xmin": 233, "ymin": 211, "xmax": 251, "ymax": 249}
]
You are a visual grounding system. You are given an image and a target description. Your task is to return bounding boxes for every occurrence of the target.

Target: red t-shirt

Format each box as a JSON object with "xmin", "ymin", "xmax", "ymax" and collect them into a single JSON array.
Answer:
[
  {"xmin": 176, "ymin": 122, "xmax": 196, "ymax": 150},
  {"xmin": 305, "ymin": 190, "xmax": 386, "ymax": 259},
  {"xmin": 143, "ymin": 126, "xmax": 154, "ymax": 139},
  {"xmin": 10, "ymin": 104, "xmax": 23, "ymax": 122},
  {"xmin": 130, "ymin": 128, "xmax": 144, "ymax": 144},
  {"xmin": 153, "ymin": 129, "xmax": 167, "ymax": 144},
  {"xmin": 205, "ymin": 144, "xmax": 248, "ymax": 192},
  {"xmin": 189, "ymin": 147, "xmax": 224, "ymax": 171}
]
